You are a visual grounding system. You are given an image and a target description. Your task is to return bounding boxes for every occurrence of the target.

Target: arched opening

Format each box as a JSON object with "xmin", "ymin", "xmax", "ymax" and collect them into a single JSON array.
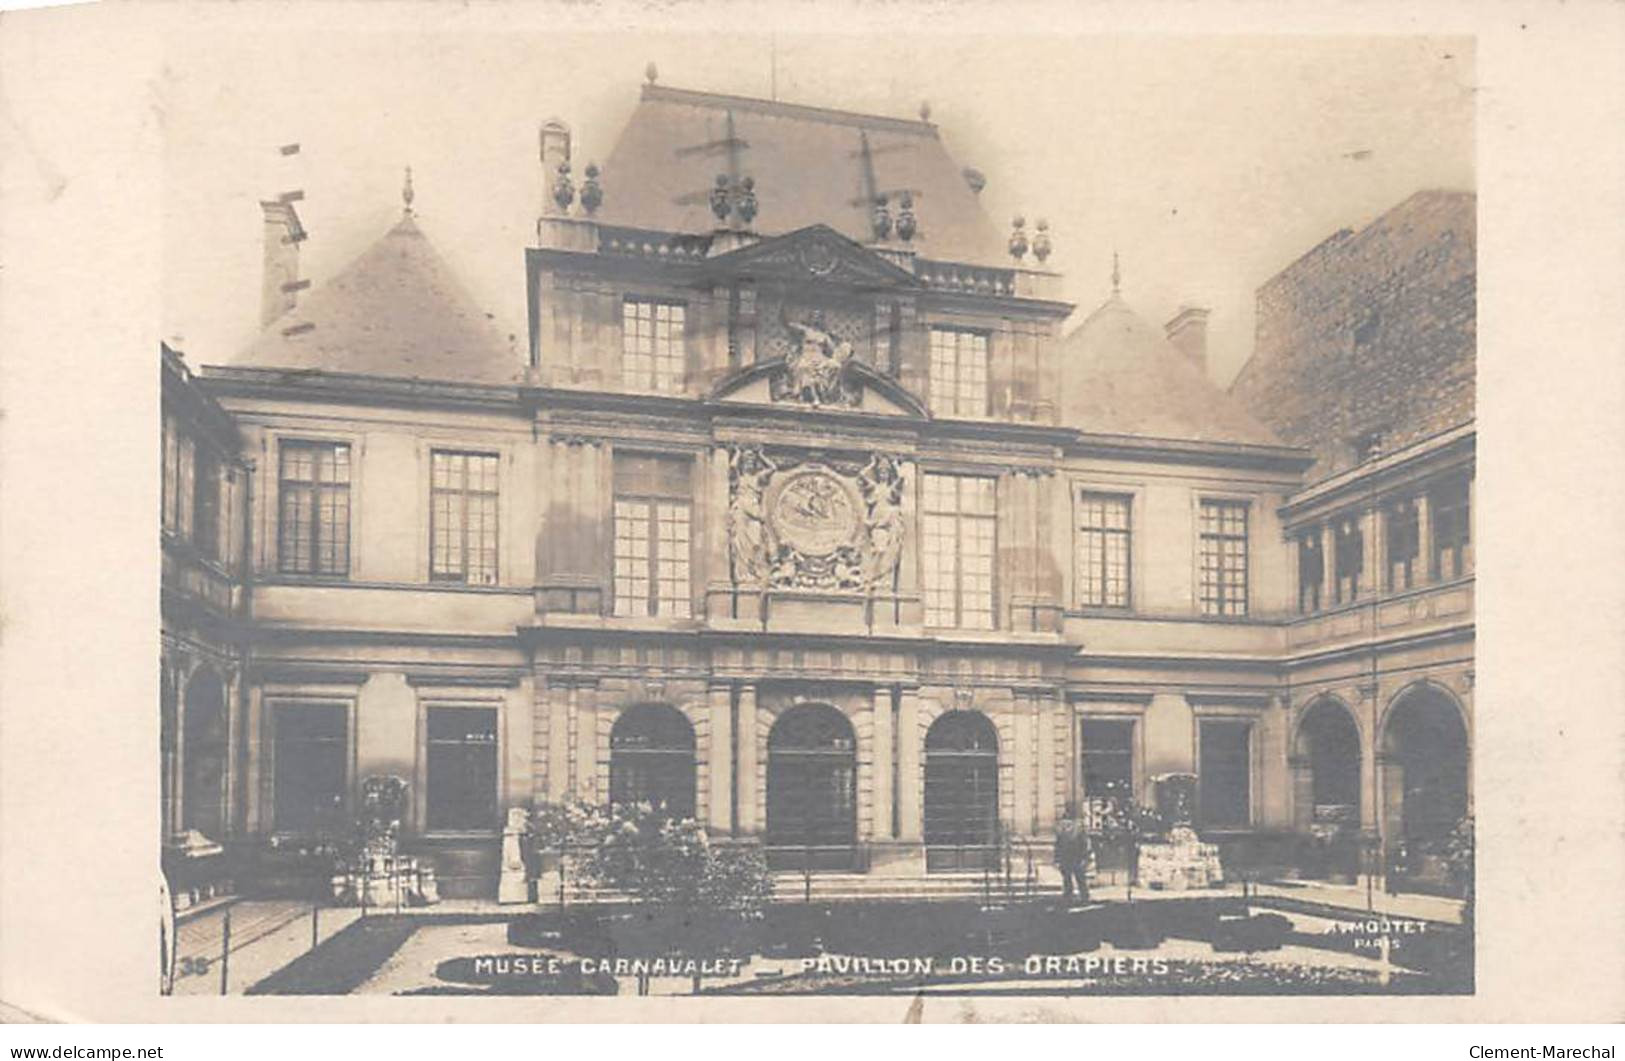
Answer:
[
  {"xmin": 609, "ymin": 704, "xmax": 697, "ymax": 820},
  {"xmin": 923, "ymin": 711, "xmax": 999, "ymax": 872},
  {"xmin": 1296, "ymin": 699, "xmax": 1362, "ymax": 827},
  {"xmin": 1383, "ymin": 687, "xmax": 1470, "ymax": 842},
  {"xmin": 766, "ymin": 703, "xmax": 857, "ymax": 871},
  {"xmin": 181, "ymin": 669, "xmax": 228, "ymax": 841},
  {"xmin": 160, "ymin": 666, "xmax": 179, "ymax": 838}
]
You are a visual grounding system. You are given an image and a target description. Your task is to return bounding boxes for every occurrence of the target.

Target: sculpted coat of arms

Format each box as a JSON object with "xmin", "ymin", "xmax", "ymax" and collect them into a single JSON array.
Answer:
[{"xmin": 728, "ymin": 446, "xmax": 905, "ymax": 592}]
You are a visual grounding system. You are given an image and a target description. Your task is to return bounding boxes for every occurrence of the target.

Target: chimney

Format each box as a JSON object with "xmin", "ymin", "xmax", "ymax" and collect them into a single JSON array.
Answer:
[
  {"xmin": 1164, "ymin": 305, "xmax": 1211, "ymax": 375},
  {"xmin": 259, "ymin": 199, "xmax": 307, "ymax": 329}
]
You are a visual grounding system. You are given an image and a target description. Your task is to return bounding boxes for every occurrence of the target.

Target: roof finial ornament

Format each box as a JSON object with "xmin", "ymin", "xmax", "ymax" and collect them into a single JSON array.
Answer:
[
  {"xmin": 402, "ymin": 166, "xmax": 415, "ymax": 215},
  {"xmin": 1008, "ymin": 215, "xmax": 1028, "ymax": 262},
  {"xmin": 1032, "ymin": 219, "xmax": 1051, "ymax": 264},
  {"xmin": 919, "ymin": 101, "xmax": 931, "ymax": 122},
  {"xmin": 645, "ymin": 62, "xmax": 658, "ymax": 85},
  {"xmin": 1111, "ymin": 250, "xmax": 1121, "ymax": 295}
]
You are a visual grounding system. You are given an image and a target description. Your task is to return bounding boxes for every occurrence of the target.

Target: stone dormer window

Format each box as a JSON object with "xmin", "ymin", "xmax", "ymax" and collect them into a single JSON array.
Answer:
[{"xmin": 622, "ymin": 298, "xmax": 686, "ymax": 393}]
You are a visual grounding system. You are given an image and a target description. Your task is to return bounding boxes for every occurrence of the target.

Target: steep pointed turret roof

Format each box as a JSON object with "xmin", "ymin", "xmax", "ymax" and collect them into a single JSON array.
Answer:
[
  {"xmin": 226, "ymin": 214, "xmax": 520, "ymax": 385},
  {"xmin": 1057, "ymin": 295, "xmax": 1282, "ymax": 446}
]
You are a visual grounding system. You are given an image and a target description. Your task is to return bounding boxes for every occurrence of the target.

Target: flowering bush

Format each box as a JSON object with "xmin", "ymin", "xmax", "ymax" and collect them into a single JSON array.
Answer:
[{"xmin": 528, "ymin": 799, "xmax": 774, "ymax": 923}]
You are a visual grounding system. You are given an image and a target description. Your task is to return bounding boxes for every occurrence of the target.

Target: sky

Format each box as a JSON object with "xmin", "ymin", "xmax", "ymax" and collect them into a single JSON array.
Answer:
[{"xmin": 158, "ymin": 19, "xmax": 1474, "ymax": 387}]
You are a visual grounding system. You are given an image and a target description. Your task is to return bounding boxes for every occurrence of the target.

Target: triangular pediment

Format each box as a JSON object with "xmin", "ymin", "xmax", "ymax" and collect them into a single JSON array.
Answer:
[{"xmin": 702, "ymin": 225, "xmax": 922, "ymax": 288}]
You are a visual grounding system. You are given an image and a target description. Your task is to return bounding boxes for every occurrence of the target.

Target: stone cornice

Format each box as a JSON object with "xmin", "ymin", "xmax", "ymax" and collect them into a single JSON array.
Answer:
[{"xmin": 1280, "ymin": 422, "xmax": 1475, "ymax": 523}]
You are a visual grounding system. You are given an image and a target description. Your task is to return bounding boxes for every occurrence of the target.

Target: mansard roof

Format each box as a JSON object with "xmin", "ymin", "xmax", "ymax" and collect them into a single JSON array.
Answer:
[
  {"xmin": 1057, "ymin": 295, "xmax": 1282, "ymax": 446},
  {"xmin": 595, "ymin": 84, "xmax": 1009, "ymax": 268},
  {"xmin": 223, "ymin": 214, "xmax": 522, "ymax": 385}
]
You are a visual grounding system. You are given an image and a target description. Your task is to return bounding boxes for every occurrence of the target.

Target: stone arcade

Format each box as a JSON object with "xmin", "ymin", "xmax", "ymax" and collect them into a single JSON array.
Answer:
[{"xmin": 159, "ymin": 80, "xmax": 1474, "ymax": 899}]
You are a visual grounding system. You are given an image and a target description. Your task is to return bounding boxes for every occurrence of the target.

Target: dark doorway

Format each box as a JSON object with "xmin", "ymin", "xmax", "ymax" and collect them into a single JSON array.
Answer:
[
  {"xmin": 609, "ymin": 704, "xmax": 697, "ymax": 820},
  {"xmin": 1386, "ymin": 692, "xmax": 1469, "ymax": 842},
  {"xmin": 182, "ymin": 669, "xmax": 228, "ymax": 841},
  {"xmin": 924, "ymin": 711, "xmax": 1000, "ymax": 872},
  {"xmin": 1300, "ymin": 700, "xmax": 1362, "ymax": 825},
  {"xmin": 766, "ymin": 703, "xmax": 857, "ymax": 871}
]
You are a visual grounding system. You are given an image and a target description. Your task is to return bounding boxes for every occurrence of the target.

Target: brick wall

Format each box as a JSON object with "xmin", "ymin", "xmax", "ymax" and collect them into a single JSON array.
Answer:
[{"xmin": 1230, "ymin": 190, "xmax": 1476, "ymax": 484}]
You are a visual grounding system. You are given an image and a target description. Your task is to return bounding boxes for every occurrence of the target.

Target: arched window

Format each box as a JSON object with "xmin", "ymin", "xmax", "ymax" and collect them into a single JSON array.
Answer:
[
  {"xmin": 923, "ymin": 711, "xmax": 999, "ymax": 871},
  {"xmin": 609, "ymin": 705, "xmax": 696, "ymax": 820},
  {"xmin": 766, "ymin": 704, "xmax": 857, "ymax": 868},
  {"xmin": 182, "ymin": 669, "xmax": 228, "ymax": 841}
]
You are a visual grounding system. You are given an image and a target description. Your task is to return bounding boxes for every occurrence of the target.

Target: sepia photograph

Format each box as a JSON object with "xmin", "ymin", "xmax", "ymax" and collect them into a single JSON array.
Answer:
[
  {"xmin": 154, "ymin": 24, "xmax": 1477, "ymax": 999},
  {"xmin": 2, "ymin": 0, "xmax": 1622, "ymax": 1035}
]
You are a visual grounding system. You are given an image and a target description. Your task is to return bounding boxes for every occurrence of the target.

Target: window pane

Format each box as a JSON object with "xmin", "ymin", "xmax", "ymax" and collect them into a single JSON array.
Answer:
[
  {"xmin": 272, "ymin": 703, "xmax": 348, "ymax": 833},
  {"xmin": 430, "ymin": 450, "xmax": 499, "ymax": 584},
  {"xmin": 1198, "ymin": 720, "xmax": 1251, "ymax": 829},
  {"xmin": 1081, "ymin": 719, "xmax": 1135, "ymax": 799},
  {"xmin": 623, "ymin": 300, "xmax": 685, "ymax": 393},
  {"xmin": 922, "ymin": 473, "xmax": 996, "ymax": 627},
  {"xmin": 426, "ymin": 707, "xmax": 499, "ymax": 831},
  {"xmin": 1198, "ymin": 500, "xmax": 1248, "ymax": 616},
  {"xmin": 930, "ymin": 328, "xmax": 989, "ymax": 417},
  {"xmin": 280, "ymin": 442, "xmax": 350, "ymax": 576},
  {"xmin": 1077, "ymin": 493, "xmax": 1131, "ymax": 608}
]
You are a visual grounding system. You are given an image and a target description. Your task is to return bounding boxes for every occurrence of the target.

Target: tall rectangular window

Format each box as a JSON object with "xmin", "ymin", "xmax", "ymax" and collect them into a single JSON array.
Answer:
[
  {"xmin": 613, "ymin": 454, "xmax": 692, "ymax": 617},
  {"xmin": 1333, "ymin": 518, "xmax": 1363, "ymax": 604},
  {"xmin": 194, "ymin": 445, "xmax": 221, "ymax": 561},
  {"xmin": 922, "ymin": 473, "xmax": 996, "ymax": 628},
  {"xmin": 430, "ymin": 450, "xmax": 499, "ymax": 585},
  {"xmin": 1298, "ymin": 533, "xmax": 1324, "ymax": 613},
  {"xmin": 1198, "ymin": 719, "xmax": 1252, "ymax": 829},
  {"xmin": 928, "ymin": 327, "xmax": 989, "ymax": 418},
  {"xmin": 1387, "ymin": 500, "xmax": 1420, "ymax": 590},
  {"xmin": 1431, "ymin": 479, "xmax": 1471, "ymax": 580},
  {"xmin": 1198, "ymin": 499, "xmax": 1249, "ymax": 616},
  {"xmin": 1081, "ymin": 719, "xmax": 1135, "ymax": 799},
  {"xmin": 162, "ymin": 414, "xmax": 180, "ymax": 533},
  {"xmin": 425, "ymin": 707, "xmax": 499, "ymax": 831},
  {"xmin": 177, "ymin": 435, "xmax": 196, "ymax": 541},
  {"xmin": 278, "ymin": 440, "xmax": 351, "ymax": 576},
  {"xmin": 622, "ymin": 299, "xmax": 686, "ymax": 392},
  {"xmin": 272, "ymin": 702, "xmax": 348, "ymax": 833},
  {"xmin": 1076, "ymin": 492, "xmax": 1131, "ymax": 608}
]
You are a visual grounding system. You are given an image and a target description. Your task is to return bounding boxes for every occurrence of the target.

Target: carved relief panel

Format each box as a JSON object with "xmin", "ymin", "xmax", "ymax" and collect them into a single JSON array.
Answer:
[{"xmin": 728, "ymin": 445, "xmax": 905, "ymax": 592}]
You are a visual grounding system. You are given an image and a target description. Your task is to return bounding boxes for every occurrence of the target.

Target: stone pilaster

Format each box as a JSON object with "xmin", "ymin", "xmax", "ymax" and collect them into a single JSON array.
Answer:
[
  {"xmin": 1035, "ymin": 690, "xmax": 1057, "ymax": 832},
  {"xmin": 737, "ymin": 684, "xmax": 758, "ymax": 836},
  {"xmin": 1010, "ymin": 695, "xmax": 1034, "ymax": 837},
  {"xmin": 708, "ymin": 684, "xmax": 733, "ymax": 834},
  {"xmin": 705, "ymin": 445, "xmax": 734, "ymax": 620},
  {"xmin": 547, "ymin": 680, "xmax": 570, "ymax": 800},
  {"xmin": 871, "ymin": 685, "xmax": 894, "ymax": 840},
  {"xmin": 1415, "ymin": 493, "xmax": 1433, "ymax": 583},
  {"xmin": 1319, "ymin": 522, "xmax": 1336, "ymax": 607},
  {"xmin": 897, "ymin": 687, "xmax": 922, "ymax": 841},
  {"xmin": 576, "ymin": 683, "xmax": 599, "ymax": 803}
]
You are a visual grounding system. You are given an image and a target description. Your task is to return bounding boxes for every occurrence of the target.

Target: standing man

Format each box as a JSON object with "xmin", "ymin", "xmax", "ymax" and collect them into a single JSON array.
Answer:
[{"xmin": 1055, "ymin": 804, "xmax": 1092, "ymax": 906}]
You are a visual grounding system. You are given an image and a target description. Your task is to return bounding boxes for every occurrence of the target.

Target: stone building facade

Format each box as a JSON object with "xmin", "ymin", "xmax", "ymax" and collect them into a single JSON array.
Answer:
[
  {"xmin": 1230, "ymin": 189, "xmax": 1476, "ymax": 889},
  {"xmin": 159, "ymin": 83, "xmax": 1474, "ymax": 898}
]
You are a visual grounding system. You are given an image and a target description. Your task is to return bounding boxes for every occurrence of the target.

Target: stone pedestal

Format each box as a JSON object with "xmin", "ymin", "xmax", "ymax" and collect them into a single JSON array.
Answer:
[
  {"xmin": 498, "ymin": 807, "xmax": 531, "ymax": 905},
  {"xmin": 1136, "ymin": 825, "xmax": 1224, "ymax": 890}
]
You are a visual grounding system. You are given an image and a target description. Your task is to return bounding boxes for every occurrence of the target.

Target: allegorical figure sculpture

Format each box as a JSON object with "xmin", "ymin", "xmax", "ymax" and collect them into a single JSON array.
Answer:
[
  {"xmin": 778, "ymin": 308, "xmax": 860, "ymax": 406},
  {"xmin": 728, "ymin": 445, "xmax": 776, "ymax": 585},
  {"xmin": 857, "ymin": 453, "xmax": 906, "ymax": 587}
]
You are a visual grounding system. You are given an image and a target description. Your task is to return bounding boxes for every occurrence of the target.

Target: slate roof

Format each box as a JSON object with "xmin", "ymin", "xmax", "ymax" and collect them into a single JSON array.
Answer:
[
  {"xmin": 223, "ymin": 214, "xmax": 522, "ymax": 385},
  {"xmin": 595, "ymin": 84, "xmax": 1008, "ymax": 267},
  {"xmin": 1057, "ymin": 295, "xmax": 1283, "ymax": 446}
]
